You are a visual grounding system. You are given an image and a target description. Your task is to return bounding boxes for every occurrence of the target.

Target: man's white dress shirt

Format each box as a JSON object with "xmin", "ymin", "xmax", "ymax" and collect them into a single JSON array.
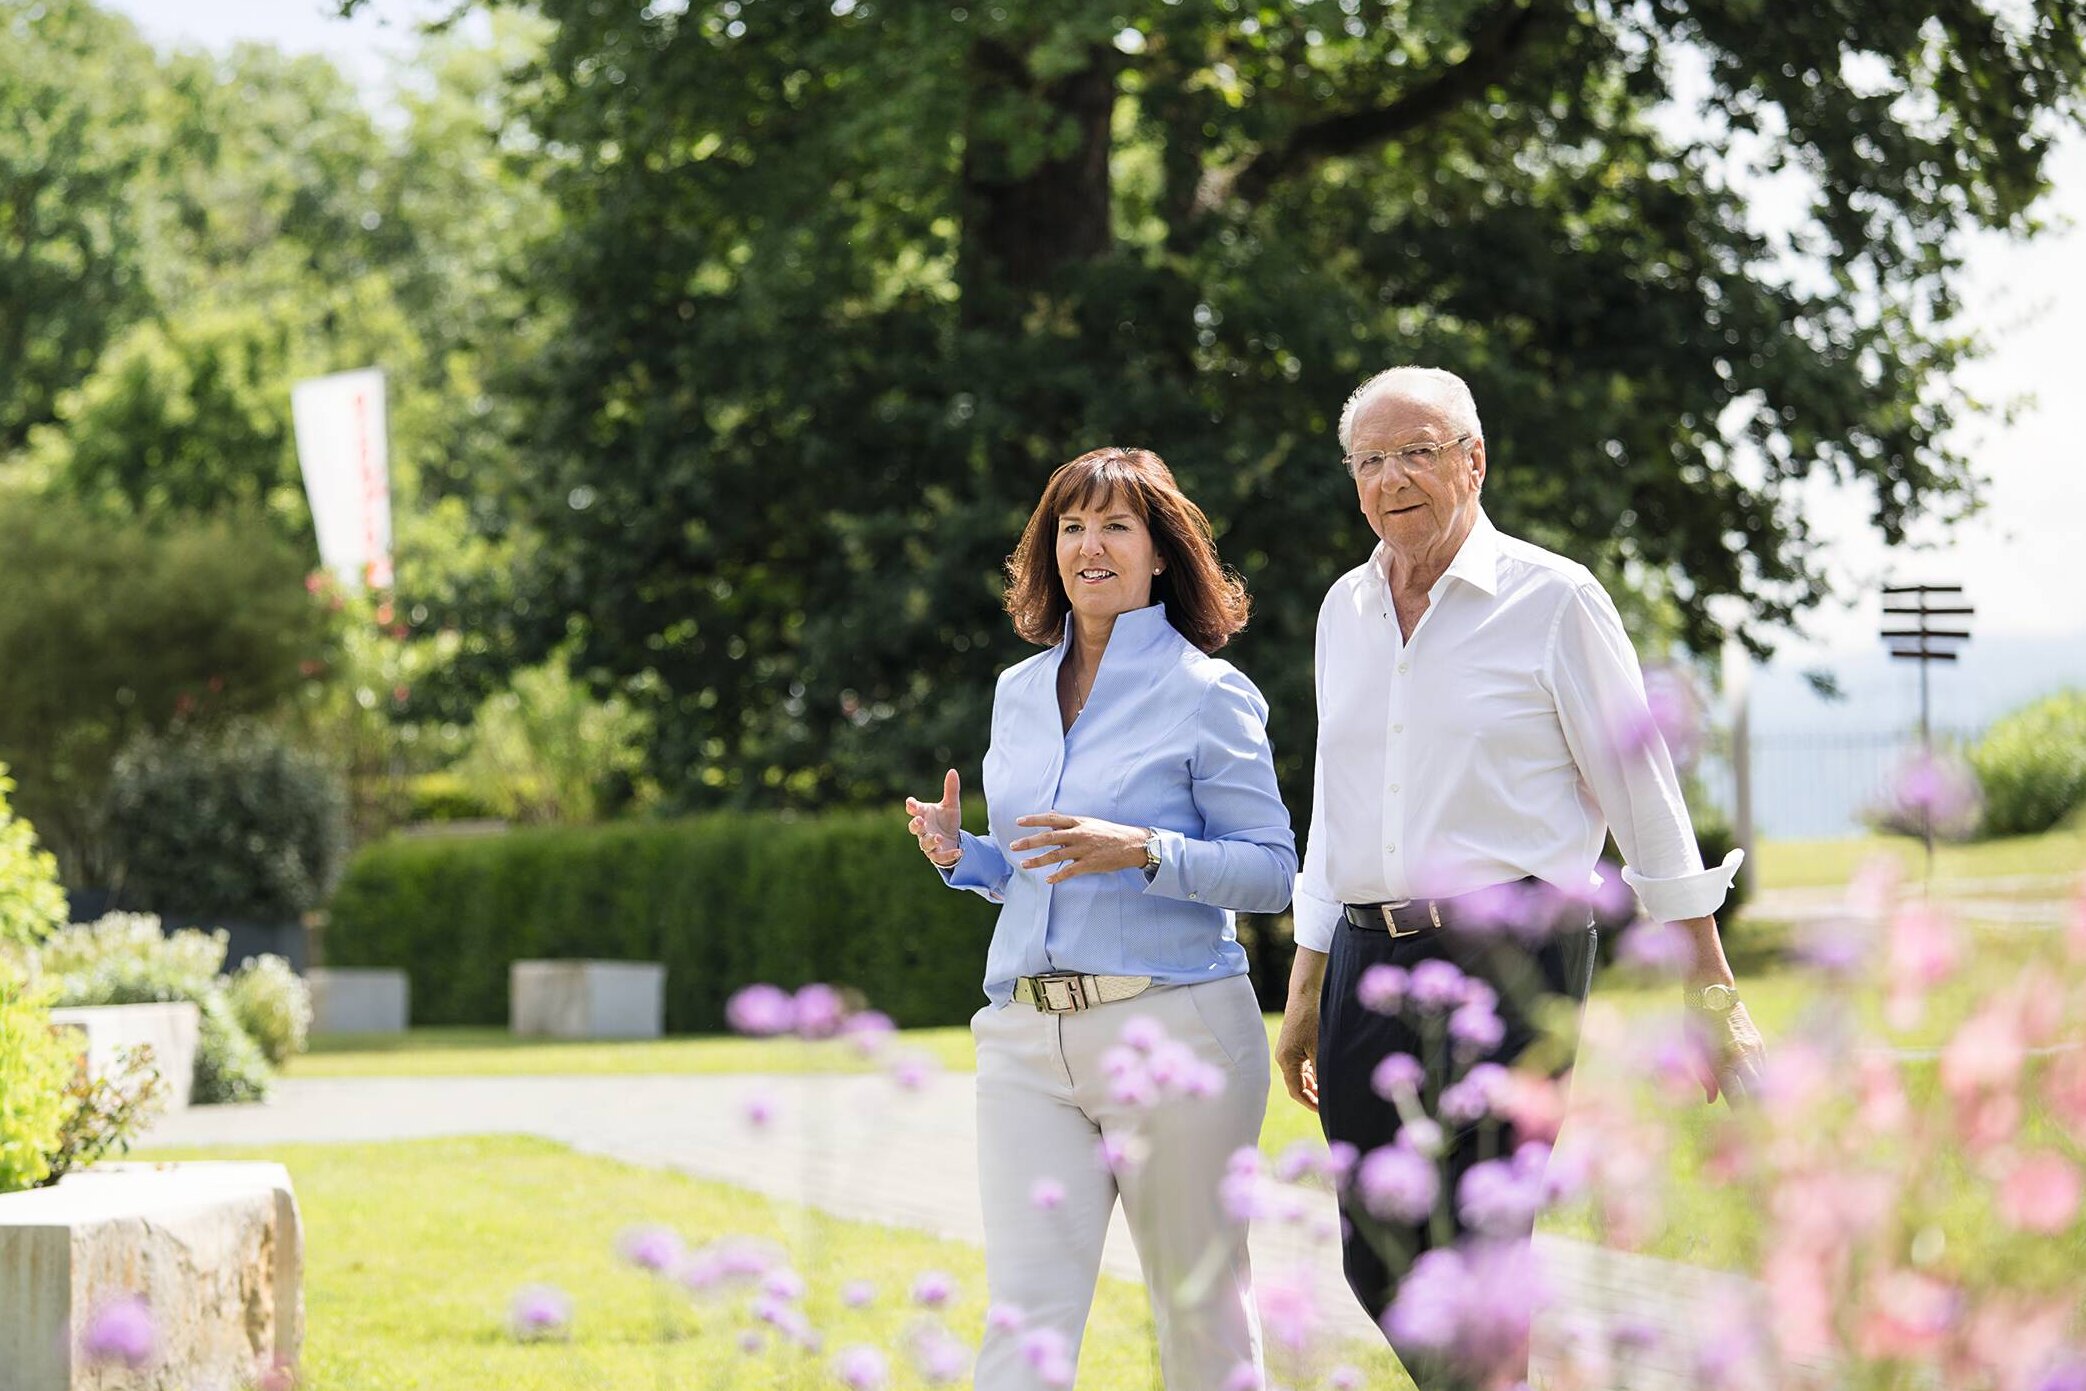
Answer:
[{"xmin": 1293, "ymin": 509, "xmax": 1740, "ymax": 953}]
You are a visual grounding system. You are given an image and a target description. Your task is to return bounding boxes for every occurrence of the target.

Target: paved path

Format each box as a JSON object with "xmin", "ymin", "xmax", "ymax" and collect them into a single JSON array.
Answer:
[
  {"xmin": 1750, "ymin": 872, "xmax": 2080, "ymax": 931},
  {"xmin": 145, "ymin": 1074, "xmax": 1772, "ymax": 1386}
]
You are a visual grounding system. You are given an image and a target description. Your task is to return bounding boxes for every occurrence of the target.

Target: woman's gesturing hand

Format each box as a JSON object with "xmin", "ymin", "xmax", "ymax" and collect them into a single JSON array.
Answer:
[
  {"xmin": 905, "ymin": 769, "xmax": 964, "ymax": 868},
  {"xmin": 1008, "ymin": 813, "xmax": 1149, "ymax": 884}
]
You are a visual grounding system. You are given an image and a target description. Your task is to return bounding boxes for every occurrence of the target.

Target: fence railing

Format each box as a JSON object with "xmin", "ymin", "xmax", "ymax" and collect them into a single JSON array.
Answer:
[{"xmin": 1696, "ymin": 726, "xmax": 1983, "ymax": 841}]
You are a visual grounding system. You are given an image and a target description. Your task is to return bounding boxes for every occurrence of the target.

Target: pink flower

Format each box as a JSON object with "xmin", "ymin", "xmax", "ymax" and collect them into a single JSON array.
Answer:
[
  {"xmin": 1221, "ymin": 1362, "xmax": 1264, "ymax": 1391},
  {"xmin": 1998, "ymin": 1151, "xmax": 2083, "ymax": 1233},
  {"xmin": 793, "ymin": 983, "xmax": 848, "ymax": 1039},
  {"xmin": 1096, "ymin": 1133, "xmax": 1144, "ymax": 1176},
  {"xmin": 1857, "ymin": 1269, "xmax": 1960, "ymax": 1361},
  {"xmin": 616, "ymin": 1225, "xmax": 683, "ymax": 1273},
  {"xmin": 911, "ymin": 1271, "xmax": 956, "ymax": 1308},
  {"xmin": 1356, "ymin": 964, "xmax": 1409, "ymax": 1012},
  {"xmin": 986, "ymin": 1302, "xmax": 1028, "ymax": 1333},
  {"xmin": 743, "ymin": 1088, "xmax": 779, "ymax": 1129},
  {"xmin": 2043, "ymin": 1049, "xmax": 2086, "ymax": 1141},
  {"xmin": 890, "ymin": 1053, "xmax": 935, "ymax": 1091},
  {"xmin": 843, "ymin": 1010, "xmax": 895, "ymax": 1056},
  {"xmin": 907, "ymin": 1323, "xmax": 971, "ymax": 1385},
  {"xmin": 1942, "ymin": 1005, "xmax": 2026, "ymax": 1098},
  {"xmin": 1382, "ymin": 1239, "xmax": 1546, "ymax": 1384},
  {"xmin": 1118, "ymin": 1014, "xmax": 1165, "ymax": 1050},
  {"xmin": 1370, "ymin": 1051, "xmax": 1424, "ymax": 1101},
  {"xmin": 508, "ymin": 1284, "xmax": 572, "ymax": 1341},
  {"xmin": 833, "ymin": 1345, "xmax": 889, "ymax": 1390},
  {"xmin": 1256, "ymin": 1269, "xmax": 1320, "ymax": 1356},
  {"xmin": 1030, "ymin": 1177, "xmax": 1067, "ymax": 1211},
  {"xmin": 1020, "ymin": 1326, "xmax": 1075, "ymax": 1387},
  {"xmin": 726, "ymin": 984, "xmax": 796, "ymax": 1036},
  {"xmin": 1617, "ymin": 920, "xmax": 1691, "ymax": 977},
  {"xmin": 81, "ymin": 1295, "xmax": 155, "ymax": 1367},
  {"xmin": 841, "ymin": 1281, "xmax": 875, "ymax": 1308},
  {"xmin": 1497, "ymin": 1072, "xmax": 1567, "ymax": 1145},
  {"xmin": 1356, "ymin": 1143, "xmax": 1439, "ymax": 1224}
]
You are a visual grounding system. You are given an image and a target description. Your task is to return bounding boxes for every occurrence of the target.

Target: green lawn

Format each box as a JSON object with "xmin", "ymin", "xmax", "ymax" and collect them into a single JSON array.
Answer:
[
  {"xmin": 133, "ymin": 1136, "xmax": 1411, "ymax": 1391},
  {"xmin": 1753, "ymin": 824, "xmax": 2085, "ymax": 889}
]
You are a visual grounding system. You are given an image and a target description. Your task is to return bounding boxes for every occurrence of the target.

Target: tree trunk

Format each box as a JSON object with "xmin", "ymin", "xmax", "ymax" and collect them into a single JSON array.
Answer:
[{"xmin": 959, "ymin": 39, "xmax": 1116, "ymax": 324}]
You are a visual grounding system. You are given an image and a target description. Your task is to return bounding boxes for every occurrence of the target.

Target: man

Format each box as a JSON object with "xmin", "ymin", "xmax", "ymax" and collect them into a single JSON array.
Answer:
[{"xmin": 1273, "ymin": 366, "xmax": 1766, "ymax": 1382}]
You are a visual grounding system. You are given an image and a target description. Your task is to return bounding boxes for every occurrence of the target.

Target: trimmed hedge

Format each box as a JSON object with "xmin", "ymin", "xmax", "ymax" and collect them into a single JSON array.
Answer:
[{"xmin": 324, "ymin": 813, "xmax": 1001, "ymax": 1031}]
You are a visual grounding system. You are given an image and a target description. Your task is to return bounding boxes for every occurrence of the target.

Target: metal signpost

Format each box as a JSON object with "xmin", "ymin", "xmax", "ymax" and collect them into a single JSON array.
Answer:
[{"xmin": 1880, "ymin": 583, "xmax": 1973, "ymax": 874}]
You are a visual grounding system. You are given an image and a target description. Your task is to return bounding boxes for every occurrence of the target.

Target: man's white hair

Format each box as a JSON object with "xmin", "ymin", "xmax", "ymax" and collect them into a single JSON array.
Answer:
[{"xmin": 1337, "ymin": 366, "xmax": 1484, "ymax": 453}]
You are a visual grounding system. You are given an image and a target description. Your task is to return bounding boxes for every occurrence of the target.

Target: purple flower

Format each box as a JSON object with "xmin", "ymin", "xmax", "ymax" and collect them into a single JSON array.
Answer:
[
  {"xmin": 1356, "ymin": 1143, "xmax": 1440, "ymax": 1224},
  {"xmin": 616, "ymin": 1225, "xmax": 683, "ymax": 1273},
  {"xmin": 743, "ymin": 1087, "xmax": 779, "ymax": 1129},
  {"xmin": 1884, "ymin": 749, "xmax": 1981, "ymax": 835},
  {"xmin": 911, "ymin": 1271, "xmax": 956, "ymax": 1308},
  {"xmin": 1456, "ymin": 1155, "xmax": 1547, "ymax": 1235},
  {"xmin": 1258, "ymin": 1269, "xmax": 1320, "ymax": 1356},
  {"xmin": 763, "ymin": 1268, "xmax": 806, "ymax": 1301},
  {"xmin": 1356, "ymin": 963, "xmax": 1409, "ymax": 1013},
  {"xmin": 833, "ymin": 1345, "xmax": 889, "ymax": 1390},
  {"xmin": 1328, "ymin": 1366, "xmax": 1363, "ymax": 1390},
  {"xmin": 739, "ymin": 1329, "xmax": 765, "ymax": 1355},
  {"xmin": 1273, "ymin": 1140, "xmax": 1320, "ymax": 1183},
  {"xmin": 890, "ymin": 1053, "xmax": 935, "ymax": 1091},
  {"xmin": 2034, "ymin": 1357, "xmax": 2086, "ymax": 1391},
  {"xmin": 1020, "ymin": 1326, "xmax": 1075, "ymax": 1387},
  {"xmin": 986, "ymin": 1302, "xmax": 1027, "ymax": 1333},
  {"xmin": 1407, "ymin": 960, "xmax": 1466, "ymax": 1013},
  {"xmin": 508, "ymin": 1284, "xmax": 572, "ymax": 1341},
  {"xmin": 1222, "ymin": 1362, "xmax": 1264, "ymax": 1391},
  {"xmin": 1118, "ymin": 1014, "xmax": 1165, "ymax": 1051},
  {"xmin": 1449, "ymin": 881, "xmax": 1536, "ymax": 940},
  {"xmin": 843, "ymin": 1010, "xmax": 895, "ymax": 1056},
  {"xmin": 842, "ymin": 1280, "xmax": 875, "ymax": 1308},
  {"xmin": 908, "ymin": 1324, "xmax": 972, "ymax": 1385},
  {"xmin": 1449, "ymin": 1002, "xmax": 1506, "ymax": 1057},
  {"xmin": 793, "ymin": 983, "xmax": 847, "ymax": 1039},
  {"xmin": 1221, "ymin": 1167, "xmax": 1273, "ymax": 1223},
  {"xmin": 1399, "ymin": 1118, "xmax": 1444, "ymax": 1156},
  {"xmin": 1370, "ymin": 1051, "xmax": 1425, "ymax": 1100},
  {"xmin": 1323, "ymin": 1141, "xmax": 1359, "ymax": 1187},
  {"xmin": 1109, "ymin": 1072, "xmax": 1157, "ymax": 1107},
  {"xmin": 81, "ymin": 1295, "xmax": 155, "ymax": 1367},
  {"xmin": 1178, "ymin": 1060, "xmax": 1228, "ymax": 1098},
  {"xmin": 1100, "ymin": 1044, "xmax": 1141, "ymax": 1078},
  {"xmin": 1030, "ymin": 1177, "xmax": 1067, "ymax": 1211},
  {"xmin": 1383, "ymin": 1239, "xmax": 1546, "ymax": 1384},
  {"xmin": 1096, "ymin": 1133, "xmax": 1143, "ymax": 1175},
  {"xmin": 726, "ymin": 983, "xmax": 797, "ymax": 1036},
  {"xmin": 1792, "ymin": 916, "xmax": 1870, "ymax": 977},
  {"xmin": 1144, "ymin": 1039, "xmax": 1196, "ymax": 1088}
]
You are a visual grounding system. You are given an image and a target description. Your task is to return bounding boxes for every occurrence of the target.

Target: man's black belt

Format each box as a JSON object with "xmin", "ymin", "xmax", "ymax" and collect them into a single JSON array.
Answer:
[{"xmin": 1341, "ymin": 877, "xmax": 1545, "ymax": 938}]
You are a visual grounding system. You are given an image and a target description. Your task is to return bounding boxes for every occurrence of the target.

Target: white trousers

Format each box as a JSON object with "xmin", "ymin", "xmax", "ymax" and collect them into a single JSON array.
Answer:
[{"xmin": 972, "ymin": 973, "xmax": 1270, "ymax": 1390}]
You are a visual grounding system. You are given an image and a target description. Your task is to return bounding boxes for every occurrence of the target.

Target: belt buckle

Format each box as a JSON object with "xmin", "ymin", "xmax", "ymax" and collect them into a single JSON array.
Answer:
[
  {"xmin": 1035, "ymin": 973, "xmax": 1089, "ymax": 1014},
  {"xmin": 1379, "ymin": 900, "xmax": 1443, "ymax": 938}
]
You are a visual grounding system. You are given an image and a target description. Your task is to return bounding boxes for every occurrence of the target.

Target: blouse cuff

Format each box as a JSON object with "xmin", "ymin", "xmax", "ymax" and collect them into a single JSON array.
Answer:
[{"xmin": 1621, "ymin": 848, "xmax": 1744, "ymax": 924}]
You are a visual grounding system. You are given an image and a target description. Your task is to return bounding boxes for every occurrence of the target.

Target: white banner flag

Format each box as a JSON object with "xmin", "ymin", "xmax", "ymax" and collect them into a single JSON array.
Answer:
[{"xmin": 291, "ymin": 368, "xmax": 392, "ymax": 592}]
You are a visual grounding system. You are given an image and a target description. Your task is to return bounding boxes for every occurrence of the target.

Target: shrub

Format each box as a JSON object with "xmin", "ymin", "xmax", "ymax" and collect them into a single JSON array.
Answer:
[
  {"xmin": 225, "ymin": 954, "xmax": 311, "ymax": 1065},
  {"xmin": 104, "ymin": 721, "xmax": 348, "ymax": 921},
  {"xmin": 36, "ymin": 913, "xmax": 275, "ymax": 1104},
  {"xmin": 0, "ymin": 966, "xmax": 72, "ymax": 1193},
  {"xmin": 0, "ymin": 763, "xmax": 66, "ymax": 954},
  {"xmin": 40, "ymin": 1043, "xmax": 168, "ymax": 1185},
  {"xmin": 446, "ymin": 656, "xmax": 656, "ymax": 826},
  {"xmin": 1969, "ymin": 688, "xmax": 2086, "ymax": 837},
  {"xmin": 327, "ymin": 812, "xmax": 997, "ymax": 1031},
  {"xmin": 0, "ymin": 497, "xmax": 332, "ymax": 882}
]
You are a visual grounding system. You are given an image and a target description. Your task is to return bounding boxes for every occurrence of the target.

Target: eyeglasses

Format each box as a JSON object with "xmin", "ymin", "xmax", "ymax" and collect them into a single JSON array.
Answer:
[{"xmin": 1343, "ymin": 434, "xmax": 1474, "ymax": 479}]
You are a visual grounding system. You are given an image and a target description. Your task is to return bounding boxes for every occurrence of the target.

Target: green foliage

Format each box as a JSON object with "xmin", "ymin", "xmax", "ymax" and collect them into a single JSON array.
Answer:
[
  {"xmin": 506, "ymin": 0, "xmax": 2086, "ymax": 813},
  {"xmin": 36, "ymin": 913, "xmax": 276, "ymax": 1105},
  {"xmin": 0, "ymin": 497, "xmax": 334, "ymax": 882},
  {"xmin": 225, "ymin": 954, "xmax": 312, "ymax": 1066},
  {"xmin": 105, "ymin": 721, "xmax": 348, "ymax": 921},
  {"xmin": 41, "ymin": 1041, "xmax": 168, "ymax": 1185},
  {"xmin": 0, "ymin": 967, "xmax": 72, "ymax": 1193},
  {"xmin": 447, "ymin": 656, "xmax": 656, "ymax": 825},
  {"xmin": 326, "ymin": 814, "xmax": 998, "ymax": 1031},
  {"xmin": 192, "ymin": 991, "xmax": 273, "ymax": 1105},
  {"xmin": 1969, "ymin": 689, "xmax": 2086, "ymax": 838},
  {"xmin": 0, "ymin": 764, "xmax": 66, "ymax": 953}
]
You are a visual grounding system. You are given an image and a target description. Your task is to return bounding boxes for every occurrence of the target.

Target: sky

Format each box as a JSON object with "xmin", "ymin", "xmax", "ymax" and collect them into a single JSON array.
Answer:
[{"xmin": 105, "ymin": 0, "xmax": 2086, "ymax": 678}]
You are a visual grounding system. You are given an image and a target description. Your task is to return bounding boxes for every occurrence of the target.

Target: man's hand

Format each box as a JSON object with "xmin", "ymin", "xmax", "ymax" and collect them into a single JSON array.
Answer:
[
  {"xmin": 1688, "ymin": 999, "xmax": 1767, "ymax": 1106},
  {"xmin": 1007, "ymin": 813, "xmax": 1148, "ymax": 884},
  {"xmin": 904, "ymin": 769, "xmax": 964, "ymax": 868},
  {"xmin": 1276, "ymin": 948, "xmax": 1328, "ymax": 1112}
]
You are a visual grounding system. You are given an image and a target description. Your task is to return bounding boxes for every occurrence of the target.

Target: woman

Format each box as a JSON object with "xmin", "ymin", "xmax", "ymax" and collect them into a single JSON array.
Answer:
[{"xmin": 904, "ymin": 447, "xmax": 1296, "ymax": 1389}]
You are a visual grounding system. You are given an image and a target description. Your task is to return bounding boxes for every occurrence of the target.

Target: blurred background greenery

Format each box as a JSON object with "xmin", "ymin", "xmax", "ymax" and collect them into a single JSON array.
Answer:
[{"xmin": 2, "ymin": 0, "xmax": 2083, "ymax": 978}]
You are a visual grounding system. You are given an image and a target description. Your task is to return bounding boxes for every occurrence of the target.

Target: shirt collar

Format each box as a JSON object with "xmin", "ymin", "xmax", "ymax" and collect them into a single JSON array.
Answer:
[
  {"xmin": 1053, "ymin": 602, "xmax": 1179, "ymax": 668},
  {"xmin": 1366, "ymin": 508, "xmax": 1504, "ymax": 600}
]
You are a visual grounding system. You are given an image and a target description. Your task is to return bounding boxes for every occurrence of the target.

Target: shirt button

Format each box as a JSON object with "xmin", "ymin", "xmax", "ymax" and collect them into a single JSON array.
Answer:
[
  {"xmin": 1392, "ymin": 724, "xmax": 1404, "ymax": 734},
  {"xmin": 1397, "ymin": 662, "xmax": 1409, "ymax": 674},
  {"xmin": 1385, "ymin": 844, "xmax": 1397, "ymax": 855},
  {"xmin": 1390, "ymin": 785, "xmax": 1400, "ymax": 794}
]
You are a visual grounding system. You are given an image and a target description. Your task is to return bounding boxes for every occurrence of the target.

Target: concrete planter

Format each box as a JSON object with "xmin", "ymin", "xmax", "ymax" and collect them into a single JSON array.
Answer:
[
  {"xmin": 306, "ymin": 968, "xmax": 410, "ymax": 1035},
  {"xmin": 0, "ymin": 1162, "xmax": 303, "ymax": 1391},
  {"xmin": 510, "ymin": 960, "xmax": 665, "ymax": 1040},
  {"xmin": 46, "ymin": 1003, "xmax": 201, "ymax": 1112}
]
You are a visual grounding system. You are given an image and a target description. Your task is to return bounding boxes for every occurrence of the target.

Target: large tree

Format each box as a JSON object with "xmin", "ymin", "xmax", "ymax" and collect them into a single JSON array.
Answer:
[{"xmin": 476, "ymin": 0, "xmax": 2082, "ymax": 807}]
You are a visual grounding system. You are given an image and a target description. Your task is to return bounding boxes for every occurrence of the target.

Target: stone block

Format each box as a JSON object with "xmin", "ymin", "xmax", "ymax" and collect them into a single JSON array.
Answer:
[
  {"xmin": 509, "ymin": 960, "xmax": 665, "ymax": 1040},
  {"xmin": 0, "ymin": 1162, "xmax": 303, "ymax": 1391},
  {"xmin": 46, "ymin": 1003, "xmax": 200, "ymax": 1112},
  {"xmin": 305, "ymin": 968, "xmax": 410, "ymax": 1035}
]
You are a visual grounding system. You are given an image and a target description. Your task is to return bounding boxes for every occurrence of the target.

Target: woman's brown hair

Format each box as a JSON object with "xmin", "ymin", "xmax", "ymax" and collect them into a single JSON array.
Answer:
[{"xmin": 1004, "ymin": 447, "xmax": 1250, "ymax": 654}]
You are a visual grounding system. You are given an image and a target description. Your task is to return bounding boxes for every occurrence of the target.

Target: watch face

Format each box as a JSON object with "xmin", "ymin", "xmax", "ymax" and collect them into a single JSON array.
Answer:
[{"xmin": 1698, "ymin": 984, "xmax": 1738, "ymax": 1012}]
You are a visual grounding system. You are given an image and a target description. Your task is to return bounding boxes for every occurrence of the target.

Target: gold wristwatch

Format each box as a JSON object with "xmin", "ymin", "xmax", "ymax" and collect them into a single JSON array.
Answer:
[
  {"xmin": 1142, "ymin": 828, "xmax": 1162, "ymax": 878},
  {"xmin": 1687, "ymin": 983, "xmax": 1740, "ymax": 1015}
]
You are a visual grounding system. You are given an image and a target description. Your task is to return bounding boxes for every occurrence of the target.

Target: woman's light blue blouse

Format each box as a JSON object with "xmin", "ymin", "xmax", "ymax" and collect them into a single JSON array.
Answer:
[{"xmin": 942, "ymin": 603, "xmax": 1297, "ymax": 1004}]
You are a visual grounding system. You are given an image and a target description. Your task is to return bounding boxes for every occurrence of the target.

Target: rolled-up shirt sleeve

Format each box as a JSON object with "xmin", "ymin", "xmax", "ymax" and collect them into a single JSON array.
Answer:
[
  {"xmin": 938, "ymin": 829, "xmax": 1012, "ymax": 903},
  {"xmin": 1548, "ymin": 579, "xmax": 1741, "ymax": 924},
  {"xmin": 1142, "ymin": 669, "xmax": 1297, "ymax": 914}
]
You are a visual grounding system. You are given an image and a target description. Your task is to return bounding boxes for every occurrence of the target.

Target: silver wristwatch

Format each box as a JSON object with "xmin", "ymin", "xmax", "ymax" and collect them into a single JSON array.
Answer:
[{"xmin": 1687, "ymin": 983, "xmax": 1740, "ymax": 1015}]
